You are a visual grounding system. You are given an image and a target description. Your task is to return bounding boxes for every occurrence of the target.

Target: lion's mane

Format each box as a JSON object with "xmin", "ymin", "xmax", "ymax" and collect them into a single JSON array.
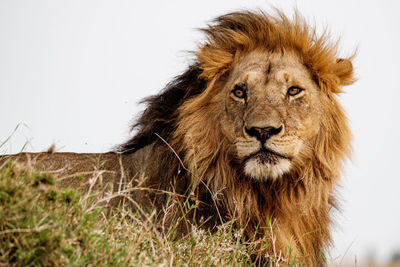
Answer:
[{"xmin": 119, "ymin": 10, "xmax": 355, "ymax": 265}]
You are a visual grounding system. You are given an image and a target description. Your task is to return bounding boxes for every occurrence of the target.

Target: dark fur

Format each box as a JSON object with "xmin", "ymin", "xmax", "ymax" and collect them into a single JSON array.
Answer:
[
  {"xmin": 117, "ymin": 65, "xmax": 220, "ymax": 229},
  {"xmin": 118, "ymin": 65, "xmax": 206, "ymax": 154}
]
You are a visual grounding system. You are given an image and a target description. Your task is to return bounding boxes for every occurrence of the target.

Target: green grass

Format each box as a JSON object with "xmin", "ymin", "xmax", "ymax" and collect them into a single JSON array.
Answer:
[{"xmin": 0, "ymin": 158, "xmax": 272, "ymax": 266}]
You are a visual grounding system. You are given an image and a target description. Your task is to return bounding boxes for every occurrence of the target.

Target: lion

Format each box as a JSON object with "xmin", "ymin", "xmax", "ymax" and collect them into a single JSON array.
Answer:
[{"xmin": 1, "ymin": 11, "xmax": 355, "ymax": 266}]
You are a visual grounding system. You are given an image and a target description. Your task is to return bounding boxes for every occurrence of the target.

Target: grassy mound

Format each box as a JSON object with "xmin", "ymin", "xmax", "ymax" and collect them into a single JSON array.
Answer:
[{"xmin": 0, "ymin": 159, "xmax": 261, "ymax": 266}]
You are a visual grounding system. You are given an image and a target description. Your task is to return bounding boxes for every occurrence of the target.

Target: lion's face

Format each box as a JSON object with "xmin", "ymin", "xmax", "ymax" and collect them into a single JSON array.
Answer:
[{"xmin": 217, "ymin": 50, "xmax": 323, "ymax": 181}]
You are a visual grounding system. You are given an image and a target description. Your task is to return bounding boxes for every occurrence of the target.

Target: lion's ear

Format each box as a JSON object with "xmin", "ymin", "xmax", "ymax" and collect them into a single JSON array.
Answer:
[{"xmin": 333, "ymin": 58, "xmax": 355, "ymax": 86}]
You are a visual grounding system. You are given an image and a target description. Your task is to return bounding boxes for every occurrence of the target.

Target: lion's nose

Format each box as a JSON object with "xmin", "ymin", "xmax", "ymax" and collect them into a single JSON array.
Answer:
[{"xmin": 245, "ymin": 125, "xmax": 283, "ymax": 143}]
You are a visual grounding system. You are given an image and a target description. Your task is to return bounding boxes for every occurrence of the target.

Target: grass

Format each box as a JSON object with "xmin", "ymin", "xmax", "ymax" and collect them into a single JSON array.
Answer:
[{"xmin": 0, "ymin": 157, "xmax": 285, "ymax": 266}]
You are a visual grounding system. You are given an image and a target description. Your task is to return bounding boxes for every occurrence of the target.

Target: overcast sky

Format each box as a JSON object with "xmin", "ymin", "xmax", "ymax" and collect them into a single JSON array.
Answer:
[{"xmin": 1, "ymin": 0, "xmax": 400, "ymax": 265}]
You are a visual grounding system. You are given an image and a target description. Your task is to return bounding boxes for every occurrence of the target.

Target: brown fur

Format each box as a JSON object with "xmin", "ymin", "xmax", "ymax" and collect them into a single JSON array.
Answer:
[{"xmin": 1, "ymin": 11, "xmax": 355, "ymax": 266}]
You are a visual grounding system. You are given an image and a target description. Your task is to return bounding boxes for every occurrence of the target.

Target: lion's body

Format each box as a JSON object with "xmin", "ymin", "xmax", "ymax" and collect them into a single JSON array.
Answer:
[{"xmin": 1, "ymin": 11, "xmax": 356, "ymax": 266}]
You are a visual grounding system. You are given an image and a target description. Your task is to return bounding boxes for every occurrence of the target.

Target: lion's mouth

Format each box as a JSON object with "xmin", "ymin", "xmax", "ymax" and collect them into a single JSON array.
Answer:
[{"xmin": 244, "ymin": 148, "xmax": 291, "ymax": 164}]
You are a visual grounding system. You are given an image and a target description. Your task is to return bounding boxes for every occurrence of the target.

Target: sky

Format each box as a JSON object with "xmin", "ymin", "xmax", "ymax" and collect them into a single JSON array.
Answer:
[{"xmin": 1, "ymin": 0, "xmax": 400, "ymax": 265}]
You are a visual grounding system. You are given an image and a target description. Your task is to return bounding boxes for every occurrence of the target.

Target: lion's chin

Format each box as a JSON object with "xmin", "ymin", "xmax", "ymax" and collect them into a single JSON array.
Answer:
[{"xmin": 244, "ymin": 157, "xmax": 291, "ymax": 181}]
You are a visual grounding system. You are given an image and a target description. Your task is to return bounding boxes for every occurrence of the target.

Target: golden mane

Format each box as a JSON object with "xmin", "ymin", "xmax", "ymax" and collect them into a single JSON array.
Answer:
[
  {"xmin": 163, "ymin": 11, "xmax": 354, "ymax": 265},
  {"xmin": 197, "ymin": 10, "xmax": 355, "ymax": 92}
]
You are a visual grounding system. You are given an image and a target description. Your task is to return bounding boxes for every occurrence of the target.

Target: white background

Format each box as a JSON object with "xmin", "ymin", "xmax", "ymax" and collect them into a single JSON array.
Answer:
[{"xmin": 1, "ymin": 0, "xmax": 399, "ymax": 265}]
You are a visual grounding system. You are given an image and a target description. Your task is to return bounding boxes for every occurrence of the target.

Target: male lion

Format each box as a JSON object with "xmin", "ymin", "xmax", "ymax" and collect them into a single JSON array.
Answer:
[{"xmin": 1, "ymin": 11, "xmax": 355, "ymax": 266}]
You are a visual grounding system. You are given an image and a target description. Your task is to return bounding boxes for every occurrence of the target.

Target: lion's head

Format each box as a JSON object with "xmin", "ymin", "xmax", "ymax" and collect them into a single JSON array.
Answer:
[
  {"xmin": 119, "ymin": 10, "xmax": 355, "ymax": 264},
  {"xmin": 185, "ymin": 49, "xmax": 333, "ymax": 181}
]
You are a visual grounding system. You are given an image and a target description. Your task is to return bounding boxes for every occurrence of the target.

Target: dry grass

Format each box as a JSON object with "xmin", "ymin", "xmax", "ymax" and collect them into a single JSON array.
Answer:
[{"xmin": 0, "ymin": 156, "xmax": 308, "ymax": 266}]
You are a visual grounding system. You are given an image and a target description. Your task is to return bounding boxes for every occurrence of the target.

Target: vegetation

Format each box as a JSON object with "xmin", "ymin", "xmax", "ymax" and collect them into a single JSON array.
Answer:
[{"xmin": 0, "ymin": 157, "xmax": 285, "ymax": 266}]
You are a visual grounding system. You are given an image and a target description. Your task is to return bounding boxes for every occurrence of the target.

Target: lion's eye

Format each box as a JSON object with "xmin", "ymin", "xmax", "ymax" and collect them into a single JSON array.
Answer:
[
  {"xmin": 287, "ymin": 86, "xmax": 303, "ymax": 96},
  {"xmin": 232, "ymin": 84, "xmax": 247, "ymax": 99}
]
